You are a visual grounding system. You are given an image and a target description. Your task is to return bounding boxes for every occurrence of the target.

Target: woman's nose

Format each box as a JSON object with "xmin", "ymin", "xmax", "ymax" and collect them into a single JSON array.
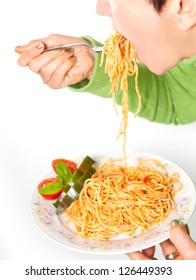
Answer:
[{"xmin": 96, "ymin": 0, "xmax": 113, "ymax": 16}]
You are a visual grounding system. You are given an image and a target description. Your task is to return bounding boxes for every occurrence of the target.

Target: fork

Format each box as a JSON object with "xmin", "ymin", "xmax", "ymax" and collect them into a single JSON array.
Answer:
[{"xmin": 43, "ymin": 43, "xmax": 103, "ymax": 53}]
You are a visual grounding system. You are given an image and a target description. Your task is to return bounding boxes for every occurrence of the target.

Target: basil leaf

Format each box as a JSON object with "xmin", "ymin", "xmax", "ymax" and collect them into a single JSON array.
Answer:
[
  {"xmin": 38, "ymin": 182, "xmax": 63, "ymax": 194},
  {"xmin": 55, "ymin": 162, "xmax": 72, "ymax": 185}
]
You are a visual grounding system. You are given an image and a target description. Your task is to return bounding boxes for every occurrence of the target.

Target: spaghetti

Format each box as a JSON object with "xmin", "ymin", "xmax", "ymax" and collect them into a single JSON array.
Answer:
[
  {"xmin": 65, "ymin": 158, "xmax": 182, "ymax": 241},
  {"xmin": 100, "ymin": 33, "xmax": 141, "ymax": 164}
]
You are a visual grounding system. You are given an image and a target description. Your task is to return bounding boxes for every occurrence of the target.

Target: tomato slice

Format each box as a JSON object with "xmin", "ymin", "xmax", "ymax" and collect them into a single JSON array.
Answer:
[
  {"xmin": 52, "ymin": 158, "xmax": 77, "ymax": 174},
  {"xmin": 38, "ymin": 178, "xmax": 63, "ymax": 200}
]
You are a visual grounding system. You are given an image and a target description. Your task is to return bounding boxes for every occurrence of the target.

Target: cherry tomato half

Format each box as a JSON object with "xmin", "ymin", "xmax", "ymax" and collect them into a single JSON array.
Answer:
[
  {"xmin": 52, "ymin": 158, "xmax": 77, "ymax": 174},
  {"xmin": 38, "ymin": 178, "xmax": 63, "ymax": 200}
]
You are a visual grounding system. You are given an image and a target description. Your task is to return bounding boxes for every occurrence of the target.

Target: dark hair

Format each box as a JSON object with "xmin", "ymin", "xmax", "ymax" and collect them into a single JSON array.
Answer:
[{"xmin": 150, "ymin": 0, "xmax": 167, "ymax": 12}]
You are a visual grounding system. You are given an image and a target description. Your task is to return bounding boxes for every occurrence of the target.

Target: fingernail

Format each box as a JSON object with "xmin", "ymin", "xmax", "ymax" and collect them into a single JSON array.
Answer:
[
  {"xmin": 171, "ymin": 219, "xmax": 180, "ymax": 226},
  {"xmin": 35, "ymin": 42, "xmax": 44, "ymax": 50},
  {"xmin": 65, "ymin": 48, "xmax": 74, "ymax": 53},
  {"xmin": 58, "ymin": 48, "xmax": 65, "ymax": 54}
]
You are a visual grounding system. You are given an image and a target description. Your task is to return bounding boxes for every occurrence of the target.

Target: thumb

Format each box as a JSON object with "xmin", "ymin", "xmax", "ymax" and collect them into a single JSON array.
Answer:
[
  {"xmin": 170, "ymin": 219, "xmax": 196, "ymax": 260},
  {"xmin": 16, "ymin": 42, "xmax": 45, "ymax": 67},
  {"xmin": 15, "ymin": 39, "xmax": 45, "ymax": 54}
]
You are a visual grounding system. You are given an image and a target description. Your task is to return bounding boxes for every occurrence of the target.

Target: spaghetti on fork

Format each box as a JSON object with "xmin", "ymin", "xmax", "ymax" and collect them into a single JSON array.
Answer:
[{"xmin": 100, "ymin": 32, "xmax": 141, "ymax": 164}]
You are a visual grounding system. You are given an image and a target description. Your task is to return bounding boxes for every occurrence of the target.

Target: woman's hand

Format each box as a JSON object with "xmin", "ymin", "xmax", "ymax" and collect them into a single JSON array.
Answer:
[
  {"xmin": 127, "ymin": 220, "xmax": 196, "ymax": 260},
  {"xmin": 15, "ymin": 34, "xmax": 95, "ymax": 89}
]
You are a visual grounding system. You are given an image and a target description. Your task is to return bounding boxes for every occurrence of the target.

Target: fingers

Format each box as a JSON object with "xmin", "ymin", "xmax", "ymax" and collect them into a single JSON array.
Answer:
[
  {"xmin": 44, "ymin": 56, "xmax": 77, "ymax": 89},
  {"xmin": 160, "ymin": 220, "xmax": 185, "ymax": 260},
  {"xmin": 169, "ymin": 220, "xmax": 196, "ymax": 260},
  {"xmin": 127, "ymin": 246, "xmax": 156, "ymax": 260},
  {"xmin": 29, "ymin": 48, "xmax": 73, "ymax": 74},
  {"xmin": 160, "ymin": 220, "xmax": 196, "ymax": 260},
  {"xmin": 15, "ymin": 40, "xmax": 41, "ymax": 54},
  {"xmin": 127, "ymin": 220, "xmax": 196, "ymax": 261},
  {"xmin": 15, "ymin": 35, "xmax": 95, "ymax": 89},
  {"xmin": 16, "ymin": 42, "xmax": 45, "ymax": 66},
  {"xmin": 16, "ymin": 43, "xmax": 77, "ymax": 88},
  {"xmin": 143, "ymin": 246, "xmax": 156, "ymax": 258},
  {"xmin": 160, "ymin": 238, "xmax": 179, "ymax": 260}
]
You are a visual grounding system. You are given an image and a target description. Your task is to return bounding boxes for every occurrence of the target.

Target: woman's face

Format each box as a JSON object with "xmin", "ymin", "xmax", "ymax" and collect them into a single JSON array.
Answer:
[{"xmin": 96, "ymin": 0, "xmax": 183, "ymax": 74}]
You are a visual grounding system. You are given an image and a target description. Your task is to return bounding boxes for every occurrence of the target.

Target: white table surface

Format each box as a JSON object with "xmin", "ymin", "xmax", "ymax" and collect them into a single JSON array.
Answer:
[{"xmin": 0, "ymin": 0, "xmax": 195, "ymax": 260}]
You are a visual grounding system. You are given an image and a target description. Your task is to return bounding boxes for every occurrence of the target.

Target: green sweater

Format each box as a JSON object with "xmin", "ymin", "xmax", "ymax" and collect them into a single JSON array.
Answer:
[{"xmin": 70, "ymin": 36, "xmax": 196, "ymax": 125}]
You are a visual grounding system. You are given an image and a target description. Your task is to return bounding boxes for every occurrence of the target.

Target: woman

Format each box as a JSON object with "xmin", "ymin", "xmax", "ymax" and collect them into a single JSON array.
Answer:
[
  {"xmin": 15, "ymin": 0, "xmax": 196, "ymax": 259},
  {"xmin": 15, "ymin": 0, "xmax": 196, "ymax": 124}
]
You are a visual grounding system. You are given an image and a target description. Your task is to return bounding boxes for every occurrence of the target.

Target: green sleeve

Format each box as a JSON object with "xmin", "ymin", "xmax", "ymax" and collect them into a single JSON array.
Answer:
[{"xmin": 70, "ymin": 36, "xmax": 196, "ymax": 125}]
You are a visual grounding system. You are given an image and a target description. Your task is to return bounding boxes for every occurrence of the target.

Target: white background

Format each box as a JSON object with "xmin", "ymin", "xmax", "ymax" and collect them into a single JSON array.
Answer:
[{"xmin": 0, "ymin": 0, "xmax": 196, "ymax": 261}]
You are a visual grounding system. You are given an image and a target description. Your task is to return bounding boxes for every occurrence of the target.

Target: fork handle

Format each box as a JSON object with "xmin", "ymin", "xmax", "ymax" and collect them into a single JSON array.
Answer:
[
  {"xmin": 44, "ymin": 43, "xmax": 92, "ymax": 52},
  {"xmin": 44, "ymin": 43, "xmax": 102, "ymax": 52}
]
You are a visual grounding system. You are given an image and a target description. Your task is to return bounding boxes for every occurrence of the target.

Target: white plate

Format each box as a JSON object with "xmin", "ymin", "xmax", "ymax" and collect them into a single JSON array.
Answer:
[{"xmin": 31, "ymin": 151, "xmax": 196, "ymax": 255}]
